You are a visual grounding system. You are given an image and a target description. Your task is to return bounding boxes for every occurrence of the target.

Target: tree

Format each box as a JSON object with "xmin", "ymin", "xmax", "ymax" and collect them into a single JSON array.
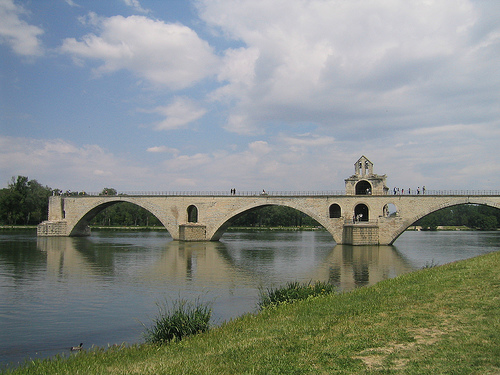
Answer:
[
  {"xmin": 100, "ymin": 187, "xmax": 117, "ymax": 196},
  {"xmin": 0, "ymin": 176, "xmax": 52, "ymax": 225}
]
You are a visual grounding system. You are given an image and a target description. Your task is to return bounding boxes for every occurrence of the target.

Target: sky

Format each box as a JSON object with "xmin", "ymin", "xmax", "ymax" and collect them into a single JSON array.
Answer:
[{"xmin": 1, "ymin": 0, "xmax": 499, "ymax": 194}]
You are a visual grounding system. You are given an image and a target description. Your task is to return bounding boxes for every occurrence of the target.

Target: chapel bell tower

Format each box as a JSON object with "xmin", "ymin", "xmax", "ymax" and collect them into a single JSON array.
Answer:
[{"xmin": 345, "ymin": 156, "xmax": 388, "ymax": 195}]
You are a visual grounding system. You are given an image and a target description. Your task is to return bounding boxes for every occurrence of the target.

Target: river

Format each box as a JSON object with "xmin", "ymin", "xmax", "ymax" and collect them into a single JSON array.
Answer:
[{"xmin": 1, "ymin": 229, "xmax": 499, "ymax": 369}]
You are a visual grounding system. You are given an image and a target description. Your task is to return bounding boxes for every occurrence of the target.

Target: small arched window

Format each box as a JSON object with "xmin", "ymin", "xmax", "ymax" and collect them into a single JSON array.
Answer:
[
  {"xmin": 187, "ymin": 205, "xmax": 198, "ymax": 223},
  {"xmin": 329, "ymin": 204, "xmax": 341, "ymax": 218},
  {"xmin": 383, "ymin": 203, "xmax": 397, "ymax": 217}
]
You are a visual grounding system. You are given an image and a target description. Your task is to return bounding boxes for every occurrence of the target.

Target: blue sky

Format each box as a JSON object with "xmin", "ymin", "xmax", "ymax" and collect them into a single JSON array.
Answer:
[{"xmin": 1, "ymin": 0, "xmax": 499, "ymax": 193}]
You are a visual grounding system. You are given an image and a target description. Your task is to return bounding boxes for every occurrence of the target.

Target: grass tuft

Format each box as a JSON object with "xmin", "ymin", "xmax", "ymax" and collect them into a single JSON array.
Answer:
[
  {"xmin": 258, "ymin": 280, "xmax": 337, "ymax": 309},
  {"xmin": 143, "ymin": 298, "xmax": 212, "ymax": 344}
]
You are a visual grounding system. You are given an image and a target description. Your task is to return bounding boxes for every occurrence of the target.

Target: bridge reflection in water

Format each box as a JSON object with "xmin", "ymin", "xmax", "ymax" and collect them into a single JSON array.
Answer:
[{"xmin": 36, "ymin": 235, "xmax": 414, "ymax": 295}]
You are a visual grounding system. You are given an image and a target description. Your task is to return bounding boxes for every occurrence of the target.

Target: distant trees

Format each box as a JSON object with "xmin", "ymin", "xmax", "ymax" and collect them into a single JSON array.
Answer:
[
  {"xmin": 230, "ymin": 206, "xmax": 320, "ymax": 227},
  {"xmin": 91, "ymin": 202, "xmax": 161, "ymax": 227},
  {"xmin": 0, "ymin": 176, "xmax": 52, "ymax": 225}
]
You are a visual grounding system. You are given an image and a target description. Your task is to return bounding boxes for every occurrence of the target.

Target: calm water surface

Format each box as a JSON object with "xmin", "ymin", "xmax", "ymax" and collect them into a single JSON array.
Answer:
[{"xmin": 1, "ymin": 229, "xmax": 499, "ymax": 368}]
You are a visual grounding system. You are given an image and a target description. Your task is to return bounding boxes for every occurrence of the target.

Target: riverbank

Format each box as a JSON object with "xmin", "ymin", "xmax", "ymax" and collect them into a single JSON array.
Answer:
[{"xmin": 4, "ymin": 250, "xmax": 499, "ymax": 374}]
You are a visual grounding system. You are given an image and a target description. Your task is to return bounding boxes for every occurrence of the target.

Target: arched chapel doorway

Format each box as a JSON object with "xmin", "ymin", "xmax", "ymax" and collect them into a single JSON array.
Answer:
[
  {"xmin": 354, "ymin": 204, "xmax": 369, "ymax": 222},
  {"xmin": 355, "ymin": 181, "xmax": 372, "ymax": 195}
]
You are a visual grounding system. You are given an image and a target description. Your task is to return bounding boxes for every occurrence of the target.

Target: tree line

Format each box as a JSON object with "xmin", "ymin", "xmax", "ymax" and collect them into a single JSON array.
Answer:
[{"xmin": 1, "ymin": 176, "xmax": 499, "ymax": 230}]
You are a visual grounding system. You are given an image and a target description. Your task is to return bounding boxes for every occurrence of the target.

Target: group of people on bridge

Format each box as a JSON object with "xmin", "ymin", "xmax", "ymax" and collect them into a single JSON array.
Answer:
[{"xmin": 393, "ymin": 186, "xmax": 426, "ymax": 195}]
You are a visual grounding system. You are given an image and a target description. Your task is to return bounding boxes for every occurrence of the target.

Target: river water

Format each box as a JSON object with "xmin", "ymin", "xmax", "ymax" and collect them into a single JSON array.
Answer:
[{"xmin": 1, "ymin": 229, "xmax": 499, "ymax": 368}]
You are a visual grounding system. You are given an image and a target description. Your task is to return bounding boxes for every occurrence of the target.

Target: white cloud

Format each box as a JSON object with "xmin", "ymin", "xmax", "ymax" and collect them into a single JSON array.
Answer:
[
  {"xmin": 122, "ymin": 0, "xmax": 150, "ymax": 14},
  {"xmin": 223, "ymin": 113, "xmax": 262, "ymax": 135},
  {"xmin": 147, "ymin": 146, "xmax": 179, "ymax": 154},
  {"xmin": 0, "ymin": 0, "xmax": 44, "ymax": 56},
  {"xmin": 152, "ymin": 97, "xmax": 207, "ymax": 130},
  {"xmin": 283, "ymin": 134, "xmax": 335, "ymax": 147},
  {"xmin": 163, "ymin": 153, "xmax": 212, "ymax": 172},
  {"xmin": 248, "ymin": 140, "xmax": 271, "ymax": 155},
  {"xmin": 60, "ymin": 13, "xmax": 219, "ymax": 89},
  {"xmin": 64, "ymin": 0, "xmax": 80, "ymax": 8}
]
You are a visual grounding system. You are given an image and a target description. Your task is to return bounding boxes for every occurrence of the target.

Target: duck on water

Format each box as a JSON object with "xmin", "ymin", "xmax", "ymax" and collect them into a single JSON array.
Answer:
[{"xmin": 70, "ymin": 343, "xmax": 83, "ymax": 351}]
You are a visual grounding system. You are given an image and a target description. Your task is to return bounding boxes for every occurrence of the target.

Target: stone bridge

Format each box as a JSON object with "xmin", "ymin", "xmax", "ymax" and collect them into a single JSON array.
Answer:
[
  {"xmin": 37, "ymin": 192, "xmax": 500, "ymax": 245},
  {"xmin": 37, "ymin": 156, "xmax": 500, "ymax": 245}
]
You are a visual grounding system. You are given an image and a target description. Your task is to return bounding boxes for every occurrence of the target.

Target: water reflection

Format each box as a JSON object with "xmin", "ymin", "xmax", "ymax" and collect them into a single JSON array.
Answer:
[
  {"xmin": 36, "ymin": 237, "xmax": 251, "ymax": 288},
  {"xmin": 321, "ymin": 245, "xmax": 413, "ymax": 290},
  {"xmin": 36, "ymin": 234, "xmax": 416, "ymax": 295}
]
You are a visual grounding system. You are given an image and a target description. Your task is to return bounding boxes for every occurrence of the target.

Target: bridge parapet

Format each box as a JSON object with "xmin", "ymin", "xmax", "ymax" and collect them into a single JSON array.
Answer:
[{"xmin": 52, "ymin": 189, "xmax": 500, "ymax": 197}]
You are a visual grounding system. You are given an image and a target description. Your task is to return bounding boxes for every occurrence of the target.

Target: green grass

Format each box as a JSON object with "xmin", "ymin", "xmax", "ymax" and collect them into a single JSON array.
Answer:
[{"xmin": 4, "ymin": 251, "xmax": 500, "ymax": 374}]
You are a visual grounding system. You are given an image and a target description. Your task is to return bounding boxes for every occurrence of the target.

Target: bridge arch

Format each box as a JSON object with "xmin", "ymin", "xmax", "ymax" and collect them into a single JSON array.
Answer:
[
  {"xmin": 386, "ymin": 199, "xmax": 500, "ymax": 244},
  {"xmin": 67, "ymin": 197, "xmax": 175, "ymax": 238},
  {"xmin": 208, "ymin": 202, "xmax": 339, "ymax": 242}
]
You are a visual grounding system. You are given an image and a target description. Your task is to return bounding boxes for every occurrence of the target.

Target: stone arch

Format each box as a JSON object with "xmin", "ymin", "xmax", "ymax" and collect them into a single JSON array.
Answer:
[
  {"xmin": 67, "ymin": 198, "xmax": 173, "ymax": 237},
  {"xmin": 354, "ymin": 203, "xmax": 369, "ymax": 221},
  {"xmin": 187, "ymin": 205, "xmax": 198, "ymax": 223},
  {"xmin": 355, "ymin": 180, "xmax": 372, "ymax": 195},
  {"xmin": 329, "ymin": 203, "xmax": 342, "ymax": 218},
  {"xmin": 209, "ymin": 202, "xmax": 340, "ymax": 242},
  {"xmin": 386, "ymin": 199, "xmax": 500, "ymax": 245}
]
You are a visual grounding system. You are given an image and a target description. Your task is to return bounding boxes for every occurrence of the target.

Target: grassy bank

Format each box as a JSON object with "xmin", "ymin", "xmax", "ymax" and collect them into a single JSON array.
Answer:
[{"xmin": 4, "ymin": 251, "xmax": 499, "ymax": 374}]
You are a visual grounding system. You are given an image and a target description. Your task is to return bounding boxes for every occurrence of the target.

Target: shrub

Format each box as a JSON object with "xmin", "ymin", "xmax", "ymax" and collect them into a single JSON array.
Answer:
[
  {"xmin": 258, "ymin": 281, "xmax": 337, "ymax": 309},
  {"xmin": 144, "ymin": 298, "xmax": 212, "ymax": 344}
]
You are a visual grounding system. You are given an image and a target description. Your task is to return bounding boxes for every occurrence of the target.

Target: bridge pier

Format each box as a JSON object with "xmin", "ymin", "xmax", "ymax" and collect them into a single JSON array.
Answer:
[
  {"xmin": 178, "ymin": 223, "xmax": 207, "ymax": 241},
  {"xmin": 342, "ymin": 223, "xmax": 379, "ymax": 245},
  {"xmin": 37, "ymin": 220, "xmax": 68, "ymax": 236},
  {"xmin": 37, "ymin": 220, "xmax": 91, "ymax": 236}
]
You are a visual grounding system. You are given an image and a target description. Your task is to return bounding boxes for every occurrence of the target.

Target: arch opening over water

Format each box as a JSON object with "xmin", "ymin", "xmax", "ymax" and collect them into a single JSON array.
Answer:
[
  {"xmin": 212, "ymin": 204, "xmax": 334, "ymax": 241},
  {"xmin": 387, "ymin": 202, "xmax": 500, "ymax": 245},
  {"xmin": 69, "ymin": 200, "xmax": 169, "ymax": 237}
]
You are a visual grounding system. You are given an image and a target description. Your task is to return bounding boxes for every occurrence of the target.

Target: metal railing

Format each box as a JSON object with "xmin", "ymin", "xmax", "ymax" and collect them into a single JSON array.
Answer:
[{"xmin": 59, "ymin": 189, "xmax": 500, "ymax": 197}]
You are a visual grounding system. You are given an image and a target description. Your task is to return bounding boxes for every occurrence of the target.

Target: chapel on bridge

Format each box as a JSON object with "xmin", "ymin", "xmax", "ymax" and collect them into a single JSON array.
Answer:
[{"xmin": 345, "ymin": 156, "xmax": 389, "ymax": 195}]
